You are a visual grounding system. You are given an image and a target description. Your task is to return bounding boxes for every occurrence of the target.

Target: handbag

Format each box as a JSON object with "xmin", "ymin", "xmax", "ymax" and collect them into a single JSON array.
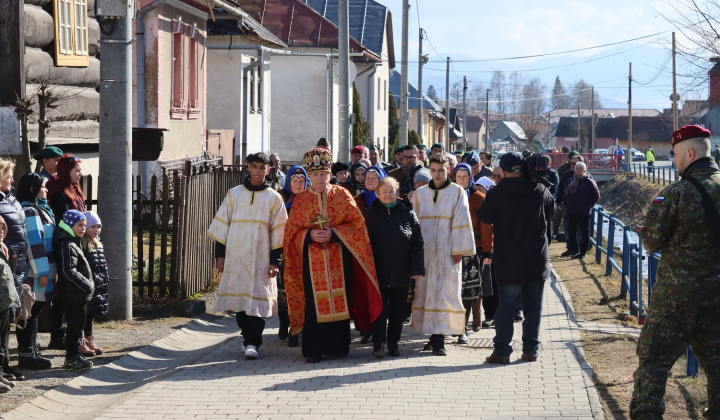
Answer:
[{"xmin": 15, "ymin": 284, "xmax": 36, "ymax": 330}]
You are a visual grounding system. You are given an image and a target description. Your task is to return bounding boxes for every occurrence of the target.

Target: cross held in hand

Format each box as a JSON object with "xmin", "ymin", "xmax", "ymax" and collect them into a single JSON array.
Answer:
[{"xmin": 311, "ymin": 213, "xmax": 331, "ymax": 230}]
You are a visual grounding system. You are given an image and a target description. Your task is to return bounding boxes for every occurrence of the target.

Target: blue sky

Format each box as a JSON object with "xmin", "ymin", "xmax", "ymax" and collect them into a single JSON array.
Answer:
[{"xmin": 372, "ymin": 0, "xmax": 702, "ymax": 109}]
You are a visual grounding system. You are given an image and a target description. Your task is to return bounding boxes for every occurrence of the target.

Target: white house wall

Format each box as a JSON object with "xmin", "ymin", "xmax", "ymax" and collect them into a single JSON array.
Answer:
[{"xmin": 207, "ymin": 47, "xmax": 244, "ymax": 161}]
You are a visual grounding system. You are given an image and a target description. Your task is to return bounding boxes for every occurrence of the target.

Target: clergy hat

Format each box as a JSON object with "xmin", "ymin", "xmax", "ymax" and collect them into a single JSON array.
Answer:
[
  {"xmin": 303, "ymin": 148, "xmax": 333, "ymax": 174},
  {"xmin": 671, "ymin": 125, "xmax": 711, "ymax": 147},
  {"xmin": 34, "ymin": 146, "xmax": 63, "ymax": 160},
  {"xmin": 316, "ymin": 137, "xmax": 330, "ymax": 148}
]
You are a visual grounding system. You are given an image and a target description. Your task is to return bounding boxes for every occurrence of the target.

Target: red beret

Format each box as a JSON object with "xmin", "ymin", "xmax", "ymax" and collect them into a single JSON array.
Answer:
[
  {"xmin": 671, "ymin": 125, "xmax": 711, "ymax": 147},
  {"xmin": 351, "ymin": 145, "xmax": 364, "ymax": 155}
]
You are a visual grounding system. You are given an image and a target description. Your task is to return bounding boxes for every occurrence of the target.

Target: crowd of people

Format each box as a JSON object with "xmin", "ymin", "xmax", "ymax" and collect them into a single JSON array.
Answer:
[
  {"xmin": 208, "ymin": 139, "xmax": 579, "ymax": 364},
  {"xmin": 0, "ymin": 147, "xmax": 110, "ymax": 394}
]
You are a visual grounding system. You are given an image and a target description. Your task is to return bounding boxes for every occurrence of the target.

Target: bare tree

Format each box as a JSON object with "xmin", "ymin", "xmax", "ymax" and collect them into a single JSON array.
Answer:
[
  {"xmin": 507, "ymin": 72, "xmax": 525, "ymax": 116},
  {"xmin": 490, "ymin": 70, "xmax": 506, "ymax": 115},
  {"xmin": 572, "ymin": 79, "xmax": 602, "ymax": 109},
  {"xmin": 469, "ymin": 82, "xmax": 486, "ymax": 113},
  {"xmin": 35, "ymin": 82, "xmax": 60, "ymax": 171},
  {"xmin": 13, "ymin": 94, "xmax": 34, "ymax": 172}
]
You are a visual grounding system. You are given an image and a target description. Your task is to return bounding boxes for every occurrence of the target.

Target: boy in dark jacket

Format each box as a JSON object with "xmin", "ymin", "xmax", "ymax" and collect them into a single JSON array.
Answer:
[{"xmin": 54, "ymin": 210, "xmax": 93, "ymax": 371}]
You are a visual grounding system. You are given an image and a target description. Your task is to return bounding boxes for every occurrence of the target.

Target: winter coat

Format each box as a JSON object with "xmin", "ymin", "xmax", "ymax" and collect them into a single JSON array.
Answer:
[
  {"xmin": 363, "ymin": 199, "xmax": 425, "ymax": 288},
  {"xmin": 466, "ymin": 186, "xmax": 493, "ymax": 257},
  {"xmin": 563, "ymin": 176, "xmax": 600, "ymax": 216},
  {"xmin": 53, "ymin": 221, "xmax": 93, "ymax": 304},
  {"xmin": 0, "ymin": 252, "xmax": 20, "ymax": 311},
  {"xmin": 83, "ymin": 243, "xmax": 110, "ymax": 315},
  {"xmin": 477, "ymin": 176, "xmax": 555, "ymax": 284},
  {"xmin": 0, "ymin": 190, "xmax": 28, "ymax": 289}
]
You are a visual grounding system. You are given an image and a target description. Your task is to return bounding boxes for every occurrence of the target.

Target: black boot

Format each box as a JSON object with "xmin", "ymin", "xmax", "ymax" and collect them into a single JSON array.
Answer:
[
  {"xmin": 372, "ymin": 341, "xmax": 384, "ymax": 358},
  {"xmin": 387, "ymin": 341, "xmax": 400, "ymax": 357},
  {"xmin": 48, "ymin": 327, "xmax": 66, "ymax": 350},
  {"xmin": 3, "ymin": 349, "xmax": 25, "ymax": 381},
  {"xmin": 360, "ymin": 331, "xmax": 372, "ymax": 344},
  {"xmin": 18, "ymin": 349, "xmax": 51, "ymax": 370},
  {"xmin": 278, "ymin": 310, "xmax": 290, "ymax": 341},
  {"xmin": 288, "ymin": 334, "xmax": 299, "ymax": 347}
]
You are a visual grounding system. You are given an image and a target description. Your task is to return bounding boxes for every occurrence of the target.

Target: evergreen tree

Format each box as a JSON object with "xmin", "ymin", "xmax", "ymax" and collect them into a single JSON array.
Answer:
[
  {"xmin": 352, "ymin": 83, "xmax": 371, "ymax": 146},
  {"xmin": 551, "ymin": 76, "xmax": 570, "ymax": 110},
  {"xmin": 427, "ymin": 85, "xmax": 438, "ymax": 102},
  {"xmin": 388, "ymin": 91, "xmax": 399, "ymax": 146},
  {"xmin": 408, "ymin": 129, "xmax": 421, "ymax": 146}
]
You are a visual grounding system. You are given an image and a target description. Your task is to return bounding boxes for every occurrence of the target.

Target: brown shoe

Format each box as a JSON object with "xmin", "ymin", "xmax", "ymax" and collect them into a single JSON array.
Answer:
[
  {"xmin": 521, "ymin": 353, "xmax": 538, "ymax": 362},
  {"xmin": 485, "ymin": 353, "xmax": 510, "ymax": 365}
]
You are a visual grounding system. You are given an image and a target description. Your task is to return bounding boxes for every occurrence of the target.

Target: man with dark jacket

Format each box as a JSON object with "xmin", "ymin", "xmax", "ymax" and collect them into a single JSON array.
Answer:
[
  {"xmin": 387, "ymin": 145, "xmax": 422, "ymax": 198},
  {"xmin": 478, "ymin": 152, "xmax": 555, "ymax": 364}
]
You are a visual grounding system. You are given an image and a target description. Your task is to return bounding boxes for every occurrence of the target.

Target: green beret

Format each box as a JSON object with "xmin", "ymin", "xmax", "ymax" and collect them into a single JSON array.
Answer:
[
  {"xmin": 568, "ymin": 150, "xmax": 580, "ymax": 158},
  {"xmin": 34, "ymin": 146, "xmax": 63, "ymax": 160},
  {"xmin": 432, "ymin": 143, "xmax": 444, "ymax": 150},
  {"xmin": 394, "ymin": 145, "xmax": 405, "ymax": 155},
  {"xmin": 454, "ymin": 149, "xmax": 463, "ymax": 155},
  {"xmin": 417, "ymin": 144, "xmax": 426, "ymax": 149}
]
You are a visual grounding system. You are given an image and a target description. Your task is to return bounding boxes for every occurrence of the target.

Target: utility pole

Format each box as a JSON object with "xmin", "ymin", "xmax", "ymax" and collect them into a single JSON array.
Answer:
[
  {"xmin": 628, "ymin": 62, "xmax": 633, "ymax": 161},
  {"xmin": 591, "ymin": 86, "xmax": 595, "ymax": 153},
  {"xmin": 98, "ymin": 2, "xmax": 133, "ymax": 320},
  {"xmin": 672, "ymin": 32, "xmax": 678, "ymax": 131},
  {"xmin": 399, "ymin": 0, "xmax": 409, "ymax": 145},
  {"xmin": 485, "ymin": 89, "xmax": 490, "ymax": 150},
  {"xmin": 576, "ymin": 93, "xmax": 580, "ymax": 151},
  {"xmin": 338, "ymin": 0, "xmax": 350, "ymax": 161},
  {"xmin": 445, "ymin": 57, "xmax": 450, "ymax": 150},
  {"xmin": 417, "ymin": 28, "xmax": 424, "ymax": 141},
  {"xmin": 462, "ymin": 76, "xmax": 467, "ymax": 152}
]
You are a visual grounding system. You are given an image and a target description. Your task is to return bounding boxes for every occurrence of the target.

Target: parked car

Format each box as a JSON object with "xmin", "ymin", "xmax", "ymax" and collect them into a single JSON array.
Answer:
[
  {"xmin": 622, "ymin": 148, "xmax": 646, "ymax": 161},
  {"xmin": 540, "ymin": 148, "xmax": 554, "ymax": 154},
  {"xmin": 593, "ymin": 148, "xmax": 608, "ymax": 154}
]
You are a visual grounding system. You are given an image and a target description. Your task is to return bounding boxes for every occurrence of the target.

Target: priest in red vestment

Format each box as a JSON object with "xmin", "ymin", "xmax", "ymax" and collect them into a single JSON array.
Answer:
[{"xmin": 284, "ymin": 148, "xmax": 383, "ymax": 363}]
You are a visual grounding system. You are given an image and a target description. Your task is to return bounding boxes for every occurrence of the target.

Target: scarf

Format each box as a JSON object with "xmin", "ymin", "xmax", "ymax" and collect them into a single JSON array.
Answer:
[
  {"xmin": 565, "ymin": 172, "xmax": 588, "ymax": 197},
  {"xmin": 453, "ymin": 163, "xmax": 475, "ymax": 199},
  {"xmin": 363, "ymin": 166, "xmax": 387, "ymax": 207},
  {"xmin": 347, "ymin": 162, "xmax": 368, "ymax": 190},
  {"xmin": 382, "ymin": 200, "xmax": 398, "ymax": 209},
  {"xmin": 22, "ymin": 198, "xmax": 55, "ymax": 225},
  {"xmin": 283, "ymin": 165, "xmax": 309, "ymax": 212}
]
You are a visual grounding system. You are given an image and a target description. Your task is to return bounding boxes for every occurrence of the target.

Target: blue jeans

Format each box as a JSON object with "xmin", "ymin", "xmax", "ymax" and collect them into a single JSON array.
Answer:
[{"xmin": 492, "ymin": 281, "xmax": 546, "ymax": 358}]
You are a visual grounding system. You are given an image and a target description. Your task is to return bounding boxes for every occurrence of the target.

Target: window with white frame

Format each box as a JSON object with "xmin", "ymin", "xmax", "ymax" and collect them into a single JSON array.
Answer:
[
  {"xmin": 170, "ymin": 20, "xmax": 186, "ymax": 119},
  {"xmin": 187, "ymin": 33, "xmax": 200, "ymax": 119},
  {"xmin": 53, "ymin": 0, "xmax": 89, "ymax": 66}
]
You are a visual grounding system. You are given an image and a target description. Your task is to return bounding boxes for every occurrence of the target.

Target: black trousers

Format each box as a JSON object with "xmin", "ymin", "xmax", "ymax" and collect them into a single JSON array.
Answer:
[
  {"xmin": 371, "ymin": 286, "xmax": 408, "ymax": 344},
  {"xmin": 567, "ymin": 214, "xmax": 591, "ymax": 254},
  {"xmin": 65, "ymin": 302, "xmax": 87, "ymax": 359},
  {"xmin": 84, "ymin": 314, "xmax": 95, "ymax": 337},
  {"xmin": 16, "ymin": 300, "xmax": 47, "ymax": 352},
  {"xmin": 0, "ymin": 309, "xmax": 10, "ymax": 367},
  {"xmin": 483, "ymin": 263, "xmax": 499, "ymax": 320},
  {"xmin": 51, "ymin": 296, "xmax": 65, "ymax": 341},
  {"xmin": 236, "ymin": 311, "xmax": 266, "ymax": 349}
]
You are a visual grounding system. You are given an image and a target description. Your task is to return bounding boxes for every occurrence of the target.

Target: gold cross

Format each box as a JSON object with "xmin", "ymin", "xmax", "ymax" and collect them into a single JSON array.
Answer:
[{"xmin": 311, "ymin": 213, "xmax": 331, "ymax": 230}]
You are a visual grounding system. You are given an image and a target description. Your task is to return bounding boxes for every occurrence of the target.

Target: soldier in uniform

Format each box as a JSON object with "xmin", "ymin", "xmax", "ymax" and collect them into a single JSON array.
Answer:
[{"xmin": 630, "ymin": 125, "xmax": 720, "ymax": 420}]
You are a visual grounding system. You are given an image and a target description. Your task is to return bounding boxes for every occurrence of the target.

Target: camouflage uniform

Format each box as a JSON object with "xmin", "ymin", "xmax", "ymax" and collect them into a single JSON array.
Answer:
[{"xmin": 630, "ymin": 158, "xmax": 720, "ymax": 420}]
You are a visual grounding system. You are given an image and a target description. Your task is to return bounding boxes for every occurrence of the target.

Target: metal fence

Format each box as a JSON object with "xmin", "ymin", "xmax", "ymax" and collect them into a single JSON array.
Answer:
[
  {"xmin": 621, "ymin": 162, "xmax": 679, "ymax": 185},
  {"xmin": 590, "ymin": 205, "xmax": 698, "ymax": 376}
]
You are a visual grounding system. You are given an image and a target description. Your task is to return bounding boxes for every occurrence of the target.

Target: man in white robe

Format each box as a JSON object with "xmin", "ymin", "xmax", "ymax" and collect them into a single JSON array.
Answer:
[
  {"xmin": 207, "ymin": 153, "xmax": 287, "ymax": 359},
  {"xmin": 411, "ymin": 154, "xmax": 476, "ymax": 355}
]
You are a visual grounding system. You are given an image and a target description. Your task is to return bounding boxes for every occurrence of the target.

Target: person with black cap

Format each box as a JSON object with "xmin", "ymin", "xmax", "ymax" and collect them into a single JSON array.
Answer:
[
  {"xmin": 330, "ymin": 161, "xmax": 349, "ymax": 185},
  {"xmin": 34, "ymin": 146, "xmax": 63, "ymax": 181},
  {"xmin": 392, "ymin": 145, "xmax": 405, "ymax": 168},
  {"xmin": 316, "ymin": 138, "xmax": 331, "ymax": 151},
  {"xmin": 478, "ymin": 152, "xmax": 555, "ymax": 364},
  {"xmin": 387, "ymin": 145, "xmax": 423, "ymax": 199},
  {"xmin": 467, "ymin": 150, "xmax": 492, "ymax": 182},
  {"xmin": 417, "ymin": 144, "xmax": 429, "ymax": 168}
]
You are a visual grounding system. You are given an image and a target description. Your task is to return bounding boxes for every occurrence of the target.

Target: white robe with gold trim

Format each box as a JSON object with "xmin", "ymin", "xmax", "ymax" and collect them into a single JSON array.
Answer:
[
  {"xmin": 411, "ymin": 182, "xmax": 476, "ymax": 335},
  {"xmin": 207, "ymin": 185, "xmax": 287, "ymax": 317}
]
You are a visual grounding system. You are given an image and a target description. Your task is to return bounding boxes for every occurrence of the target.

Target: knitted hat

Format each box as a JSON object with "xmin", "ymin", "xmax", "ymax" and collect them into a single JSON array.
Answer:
[
  {"xmin": 671, "ymin": 125, "xmax": 711, "ymax": 147},
  {"xmin": 331, "ymin": 161, "xmax": 349, "ymax": 175},
  {"xmin": 62, "ymin": 210, "xmax": 86, "ymax": 228},
  {"xmin": 33, "ymin": 146, "xmax": 63, "ymax": 160},
  {"xmin": 83, "ymin": 211, "xmax": 102, "ymax": 227},
  {"xmin": 303, "ymin": 148, "xmax": 333, "ymax": 174},
  {"xmin": 414, "ymin": 167, "xmax": 431, "ymax": 184}
]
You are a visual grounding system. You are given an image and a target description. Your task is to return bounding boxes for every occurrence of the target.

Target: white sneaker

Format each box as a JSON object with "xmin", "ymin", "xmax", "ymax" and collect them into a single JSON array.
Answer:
[
  {"xmin": 239, "ymin": 342, "xmax": 246, "ymax": 354},
  {"xmin": 244, "ymin": 345, "xmax": 258, "ymax": 359}
]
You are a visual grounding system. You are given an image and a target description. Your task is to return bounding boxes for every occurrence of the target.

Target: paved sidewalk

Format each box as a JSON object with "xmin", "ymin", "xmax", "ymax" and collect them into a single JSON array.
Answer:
[{"xmin": 5, "ymin": 273, "xmax": 605, "ymax": 420}]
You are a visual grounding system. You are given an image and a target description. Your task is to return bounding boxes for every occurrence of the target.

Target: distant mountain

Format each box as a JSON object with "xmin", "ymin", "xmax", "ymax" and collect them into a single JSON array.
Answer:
[{"xmin": 408, "ymin": 43, "xmax": 693, "ymax": 111}]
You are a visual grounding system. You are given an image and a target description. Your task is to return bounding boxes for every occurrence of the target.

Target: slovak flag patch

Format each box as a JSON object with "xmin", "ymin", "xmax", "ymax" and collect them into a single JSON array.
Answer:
[{"xmin": 653, "ymin": 196, "xmax": 664, "ymax": 204}]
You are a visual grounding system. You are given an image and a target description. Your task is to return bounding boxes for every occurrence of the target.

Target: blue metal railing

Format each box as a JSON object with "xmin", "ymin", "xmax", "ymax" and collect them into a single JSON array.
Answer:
[
  {"xmin": 620, "ymin": 162, "xmax": 679, "ymax": 185},
  {"xmin": 589, "ymin": 205, "xmax": 698, "ymax": 376}
]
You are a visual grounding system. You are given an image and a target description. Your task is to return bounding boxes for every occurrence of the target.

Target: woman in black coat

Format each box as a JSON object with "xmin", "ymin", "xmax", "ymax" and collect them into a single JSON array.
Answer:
[{"xmin": 363, "ymin": 177, "xmax": 424, "ymax": 358}]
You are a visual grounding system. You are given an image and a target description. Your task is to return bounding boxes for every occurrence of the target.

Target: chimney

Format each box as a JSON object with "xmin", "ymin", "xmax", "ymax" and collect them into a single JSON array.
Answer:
[{"xmin": 709, "ymin": 58, "xmax": 720, "ymax": 109}]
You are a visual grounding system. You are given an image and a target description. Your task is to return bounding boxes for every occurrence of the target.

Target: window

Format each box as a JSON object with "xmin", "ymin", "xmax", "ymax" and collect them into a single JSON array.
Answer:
[
  {"xmin": 170, "ymin": 20, "xmax": 185, "ymax": 119},
  {"xmin": 187, "ymin": 34, "xmax": 200, "ymax": 119},
  {"xmin": 53, "ymin": 0, "xmax": 89, "ymax": 66}
]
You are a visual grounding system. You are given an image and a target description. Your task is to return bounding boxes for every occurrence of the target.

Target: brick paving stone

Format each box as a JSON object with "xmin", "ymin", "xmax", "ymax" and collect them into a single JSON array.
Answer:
[{"xmin": 4, "ymin": 271, "xmax": 606, "ymax": 420}]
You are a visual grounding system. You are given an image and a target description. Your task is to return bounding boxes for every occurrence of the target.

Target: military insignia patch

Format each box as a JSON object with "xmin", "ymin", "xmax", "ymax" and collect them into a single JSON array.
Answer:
[
  {"xmin": 652, "ymin": 196, "xmax": 664, "ymax": 204},
  {"xmin": 647, "ymin": 210, "xmax": 658, "ymax": 219}
]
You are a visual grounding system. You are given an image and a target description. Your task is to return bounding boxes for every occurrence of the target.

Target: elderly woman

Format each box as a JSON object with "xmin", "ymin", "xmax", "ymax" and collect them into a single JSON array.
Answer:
[
  {"xmin": 0, "ymin": 158, "xmax": 28, "ymax": 381},
  {"xmin": 364, "ymin": 177, "xmax": 424, "ymax": 357},
  {"xmin": 453, "ymin": 164, "xmax": 493, "ymax": 342},
  {"xmin": 353, "ymin": 166, "xmax": 386, "ymax": 213},
  {"xmin": 277, "ymin": 165, "xmax": 309, "ymax": 347},
  {"xmin": 563, "ymin": 161, "xmax": 600, "ymax": 259}
]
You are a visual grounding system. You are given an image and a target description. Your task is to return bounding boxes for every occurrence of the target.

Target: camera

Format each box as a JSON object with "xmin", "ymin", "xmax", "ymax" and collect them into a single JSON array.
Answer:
[{"xmin": 524, "ymin": 153, "xmax": 552, "ymax": 188}]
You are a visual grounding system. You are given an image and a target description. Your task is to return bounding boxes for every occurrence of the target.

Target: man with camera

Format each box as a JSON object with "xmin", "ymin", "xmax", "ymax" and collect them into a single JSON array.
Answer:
[{"xmin": 478, "ymin": 152, "xmax": 555, "ymax": 364}]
